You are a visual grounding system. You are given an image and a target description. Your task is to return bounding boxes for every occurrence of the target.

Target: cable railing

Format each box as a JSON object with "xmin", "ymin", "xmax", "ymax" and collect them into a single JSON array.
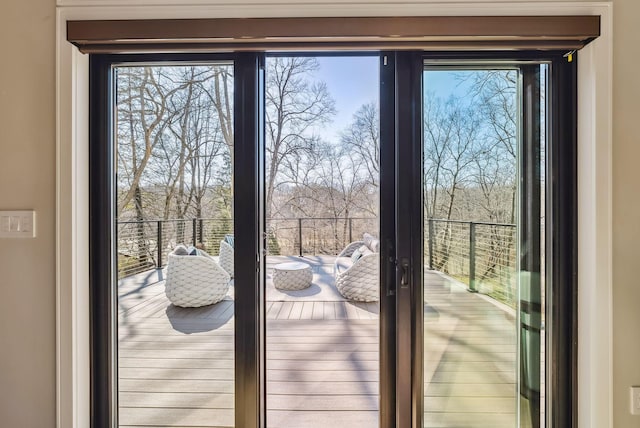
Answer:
[
  {"xmin": 426, "ymin": 218, "xmax": 517, "ymax": 306},
  {"xmin": 116, "ymin": 217, "xmax": 377, "ymax": 278},
  {"xmin": 117, "ymin": 216, "xmax": 518, "ymax": 306},
  {"xmin": 266, "ymin": 217, "xmax": 378, "ymax": 257},
  {"xmin": 118, "ymin": 218, "xmax": 201, "ymax": 278}
]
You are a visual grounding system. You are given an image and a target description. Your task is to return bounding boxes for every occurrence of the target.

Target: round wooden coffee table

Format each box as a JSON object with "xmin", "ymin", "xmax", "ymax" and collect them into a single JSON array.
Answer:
[{"xmin": 272, "ymin": 261, "xmax": 313, "ymax": 290}]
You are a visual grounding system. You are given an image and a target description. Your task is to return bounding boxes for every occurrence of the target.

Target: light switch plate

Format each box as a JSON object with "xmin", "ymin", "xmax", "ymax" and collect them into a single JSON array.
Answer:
[
  {"xmin": 0, "ymin": 211, "xmax": 36, "ymax": 238},
  {"xmin": 632, "ymin": 386, "xmax": 640, "ymax": 415}
]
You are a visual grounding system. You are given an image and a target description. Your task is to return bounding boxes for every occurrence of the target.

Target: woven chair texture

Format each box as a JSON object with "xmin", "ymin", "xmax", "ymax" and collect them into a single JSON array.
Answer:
[
  {"xmin": 165, "ymin": 252, "xmax": 231, "ymax": 307},
  {"xmin": 273, "ymin": 262, "xmax": 313, "ymax": 290},
  {"xmin": 334, "ymin": 240, "xmax": 380, "ymax": 302},
  {"xmin": 219, "ymin": 240, "xmax": 234, "ymax": 277}
]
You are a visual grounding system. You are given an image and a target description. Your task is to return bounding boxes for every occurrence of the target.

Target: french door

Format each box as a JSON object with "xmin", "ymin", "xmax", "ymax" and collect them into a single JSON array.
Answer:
[
  {"xmin": 90, "ymin": 50, "xmax": 576, "ymax": 428},
  {"xmin": 390, "ymin": 52, "xmax": 576, "ymax": 428}
]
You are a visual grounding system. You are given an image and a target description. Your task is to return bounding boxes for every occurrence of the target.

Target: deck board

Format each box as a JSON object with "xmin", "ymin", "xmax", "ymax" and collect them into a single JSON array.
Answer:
[{"xmin": 118, "ymin": 260, "xmax": 521, "ymax": 428}]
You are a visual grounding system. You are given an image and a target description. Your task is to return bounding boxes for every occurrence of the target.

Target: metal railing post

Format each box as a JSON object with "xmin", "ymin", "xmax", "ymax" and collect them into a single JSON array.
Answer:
[
  {"xmin": 157, "ymin": 221, "xmax": 163, "ymax": 268},
  {"xmin": 298, "ymin": 218, "xmax": 303, "ymax": 257},
  {"xmin": 334, "ymin": 217, "xmax": 339, "ymax": 254},
  {"xmin": 118, "ymin": 217, "xmax": 518, "ymax": 301},
  {"xmin": 469, "ymin": 222, "xmax": 477, "ymax": 292},
  {"xmin": 428, "ymin": 219, "xmax": 434, "ymax": 269}
]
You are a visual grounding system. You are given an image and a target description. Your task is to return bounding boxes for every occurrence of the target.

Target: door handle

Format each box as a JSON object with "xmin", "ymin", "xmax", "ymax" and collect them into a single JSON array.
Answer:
[{"xmin": 400, "ymin": 258, "xmax": 410, "ymax": 288}]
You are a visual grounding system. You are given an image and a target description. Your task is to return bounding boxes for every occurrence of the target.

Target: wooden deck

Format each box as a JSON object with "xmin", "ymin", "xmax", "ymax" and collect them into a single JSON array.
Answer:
[
  {"xmin": 117, "ymin": 256, "xmax": 518, "ymax": 428},
  {"xmin": 423, "ymin": 275, "xmax": 517, "ymax": 428}
]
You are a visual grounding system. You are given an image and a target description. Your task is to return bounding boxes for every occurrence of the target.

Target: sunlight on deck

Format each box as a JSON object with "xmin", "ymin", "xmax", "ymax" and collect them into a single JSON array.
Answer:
[{"xmin": 117, "ymin": 256, "xmax": 516, "ymax": 428}]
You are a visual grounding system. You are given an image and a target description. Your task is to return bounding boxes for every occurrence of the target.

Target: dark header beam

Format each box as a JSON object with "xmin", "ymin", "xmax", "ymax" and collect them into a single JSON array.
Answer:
[{"xmin": 67, "ymin": 16, "xmax": 600, "ymax": 53}]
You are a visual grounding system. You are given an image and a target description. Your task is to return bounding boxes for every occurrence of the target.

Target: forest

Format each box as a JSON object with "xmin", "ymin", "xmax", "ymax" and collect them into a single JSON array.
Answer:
[{"xmin": 116, "ymin": 58, "xmax": 527, "ymax": 304}]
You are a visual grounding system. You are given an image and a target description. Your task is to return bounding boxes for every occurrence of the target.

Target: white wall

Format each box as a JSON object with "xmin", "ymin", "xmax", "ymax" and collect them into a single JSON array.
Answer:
[
  {"xmin": 610, "ymin": 0, "xmax": 640, "ymax": 426},
  {"xmin": 0, "ymin": 0, "xmax": 57, "ymax": 426}
]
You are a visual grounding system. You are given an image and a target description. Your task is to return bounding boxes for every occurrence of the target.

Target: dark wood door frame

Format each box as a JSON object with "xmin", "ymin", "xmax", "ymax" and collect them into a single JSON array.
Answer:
[
  {"xmin": 413, "ymin": 52, "xmax": 579, "ymax": 428},
  {"xmin": 89, "ymin": 50, "xmax": 578, "ymax": 428},
  {"xmin": 88, "ymin": 52, "xmax": 265, "ymax": 428}
]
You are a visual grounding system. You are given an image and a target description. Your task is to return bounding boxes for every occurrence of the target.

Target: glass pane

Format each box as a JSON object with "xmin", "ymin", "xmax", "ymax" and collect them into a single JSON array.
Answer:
[
  {"xmin": 264, "ymin": 56, "xmax": 380, "ymax": 427},
  {"xmin": 520, "ymin": 64, "xmax": 548, "ymax": 428},
  {"xmin": 422, "ymin": 66, "xmax": 546, "ymax": 427},
  {"xmin": 539, "ymin": 65, "xmax": 547, "ymax": 428},
  {"xmin": 115, "ymin": 63, "xmax": 235, "ymax": 427}
]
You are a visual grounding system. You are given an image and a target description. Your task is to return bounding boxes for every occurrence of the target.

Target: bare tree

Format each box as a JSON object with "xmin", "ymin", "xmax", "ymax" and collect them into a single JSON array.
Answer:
[
  {"xmin": 466, "ymin": 70, "xmax": 518, "ymax": 223},
  {"xmin": 423, "ymin": 93, "xmax": 483, "ymax": 221},
  {"xmin": 203, "ymin": 66, "xmax": 234, "ymax": 209},
  {"xmin": 265, "ymin": 57, "xmax": 336, "ymax": 218},
  {"xmin": 116, "ymin": 67, "xmax": 178, "ymax": 218},
  {"xmin": 340, "ymin": 102, "xmax": 380, "ymax": 187},
  {"xmin": 116, "ymin": 67, "xmax": 189, "ymax": 265}
]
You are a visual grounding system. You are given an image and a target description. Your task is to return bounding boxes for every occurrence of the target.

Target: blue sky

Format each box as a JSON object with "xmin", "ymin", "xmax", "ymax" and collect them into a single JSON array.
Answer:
[
  {"xmin": 311, "ymin": 56, "xmax": 467, "ymax": 141},
  {"xmin": 313, "ymin": 56, "xmax": 379, "ymax": 141},
  {"xmin": 424, "ymin": 70, "xmax": 475, "ymax": 98}
]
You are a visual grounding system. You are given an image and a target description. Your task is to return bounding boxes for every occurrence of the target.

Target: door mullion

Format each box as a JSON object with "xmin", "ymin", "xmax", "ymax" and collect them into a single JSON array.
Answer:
[
  {"xmin": 394, "ymin": 51, "xmax": 424, "ymax": 428},
  {"xmin": 380, "ymin": 52, "xmax": 397, "ymax": 428},
  {"xmin": 234, "ymin": 52, "xmax": 266, "ymax": 428},
  {"xmin": 548, "ymin": 54, "xmax": 578, "ymax": 428}
]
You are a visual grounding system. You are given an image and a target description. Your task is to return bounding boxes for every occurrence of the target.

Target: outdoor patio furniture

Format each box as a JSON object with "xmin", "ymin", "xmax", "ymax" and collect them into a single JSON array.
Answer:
[
  {"xmin": 273, "ymin": 261, "xmax": 313, "ymax": 290},
  {"xmin": 165, "ymin": 247, "xmax": 231, "ymax": 307},
  {"xmin": 219, "ymin": 234, "xmax": 234, "ymax": 277},
  {"xmin": 334, "ymin": 233, "xmax": 380, "ymax": 302}
]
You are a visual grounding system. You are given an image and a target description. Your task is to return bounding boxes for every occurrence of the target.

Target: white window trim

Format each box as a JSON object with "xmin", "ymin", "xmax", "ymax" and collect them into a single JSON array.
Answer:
[{"xmin": 55, "ymin": 2, "xmax": 613, "ymax": 427}]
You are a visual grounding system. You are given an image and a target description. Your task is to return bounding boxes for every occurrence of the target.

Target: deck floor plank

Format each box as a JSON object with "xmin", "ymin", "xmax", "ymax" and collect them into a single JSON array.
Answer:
[
  {"xmin": 117, "ymin": 265, "xmax": 521, "ymax": 428},
  {"xmin": 300, "ymin": 301, "xmax": 314, "ymax": 319},
  {"xmin": 289, "ymin": 301, "xmax": 304, "ymax": 320},
  {"xmin": 311, "ymin": 302, "xmax": 324, "ymax": 320}
]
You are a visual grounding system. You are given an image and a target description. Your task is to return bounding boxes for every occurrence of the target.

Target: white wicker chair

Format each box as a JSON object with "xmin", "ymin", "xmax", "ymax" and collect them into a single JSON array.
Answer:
[
  {"xmin": 334, "ymin": 239, "xmax": 380, "ymax": 302},
  {"xmin": 165, "ymin": 250, "xmax": 231, "ymax": 307},
  {"xmin": 218, "ymin": 239, "xmax": 234, "ymax": 277}
]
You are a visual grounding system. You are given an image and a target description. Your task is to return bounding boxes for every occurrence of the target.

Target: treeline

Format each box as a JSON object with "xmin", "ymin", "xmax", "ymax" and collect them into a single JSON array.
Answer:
[
  {"xmin": 424, "ymin": 70, "xmax": 520, "ymax": 225},
  {"xmin": 116, "ymin": 58, "xmax": 379, "ymax": 227},
  {"xmin": 117, "ymin": 61, "xmax": 522, "ymax": 232}
]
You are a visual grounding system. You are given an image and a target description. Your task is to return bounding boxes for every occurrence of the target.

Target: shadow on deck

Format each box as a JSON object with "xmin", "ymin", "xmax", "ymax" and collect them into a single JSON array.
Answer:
[{"xmin": 117, "ymin": 256, "xmax": 518, "ymax": 428}]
